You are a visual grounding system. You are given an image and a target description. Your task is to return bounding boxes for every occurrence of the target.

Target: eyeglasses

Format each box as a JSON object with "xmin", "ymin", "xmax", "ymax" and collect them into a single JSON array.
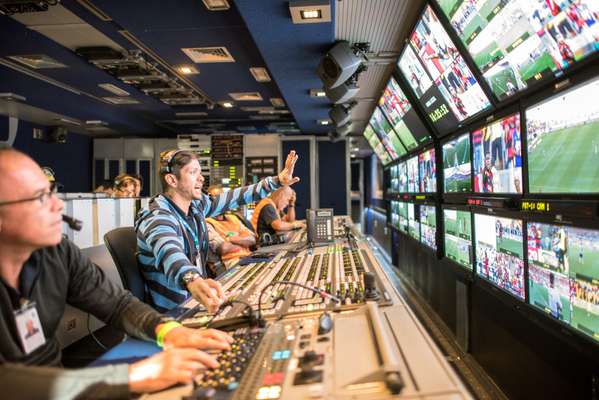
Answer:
[{"xmin": 0, "ymin": 183, "xmax": 58, "ymax": 207}]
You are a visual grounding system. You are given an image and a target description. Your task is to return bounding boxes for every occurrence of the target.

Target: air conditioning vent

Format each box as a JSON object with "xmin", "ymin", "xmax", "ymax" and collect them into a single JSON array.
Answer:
[
  {"xmin": 229, "ymin": 92, "xmax": 263, "ymax": 101},
  {"xmin": 250, "ymin": 67, "xmax": 271, "ymax": 82},
  {"xmin": 182, "ymin": 47, "xmax": 235, "ymax": 63}
]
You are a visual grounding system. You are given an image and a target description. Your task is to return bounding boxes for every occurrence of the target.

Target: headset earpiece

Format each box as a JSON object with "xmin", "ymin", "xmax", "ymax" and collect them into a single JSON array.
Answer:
[{"xmin": 160, "ymin": 149, "xmax": 183, "ymax": 175}]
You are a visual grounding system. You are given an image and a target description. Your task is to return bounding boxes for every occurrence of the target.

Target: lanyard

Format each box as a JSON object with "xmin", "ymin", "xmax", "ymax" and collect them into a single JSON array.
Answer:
[{"xmin": 163, "ymin": 198, "xmax": 202, "ymax": 258}]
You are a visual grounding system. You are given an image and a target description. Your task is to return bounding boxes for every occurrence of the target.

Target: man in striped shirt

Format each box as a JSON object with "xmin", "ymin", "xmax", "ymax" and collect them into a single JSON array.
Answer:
[{"xmin": 136, "ymin": 149, "xmax": 300, "ymax": 313}]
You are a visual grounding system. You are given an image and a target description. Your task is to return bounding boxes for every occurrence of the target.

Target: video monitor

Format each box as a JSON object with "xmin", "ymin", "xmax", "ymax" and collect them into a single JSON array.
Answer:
[
  {"xmin": 390, "ymin": 201, "xmax": 400, "ymax": 228},
  {"xmin": 390, "ymin": 165, "xmax": 399, "ymax": 193},
  {"xmin": 444, "ymin": 209, "xmax": 473, "ymax": 269},
  {"xmin": 408, "ymin": 203, "xmax": 420, "ymax": 241},
  {"xmin": 398, "ymin": 5, "xmax": 491, "ymax": 135},
  {"xmin": 398, "ymin": 201, "xmax": 409, "ymax": 233},
  {"xmin": 407, "ymin": 156, "xmax": 419, "ymax": 193},
  {"xmin": 418, "ymin": 148, "xmax": 437, "ymax": 192},
  {"xmin": 526, "ymin": 76, "xmax": 599, "ymax": 194},
  {"xmin": 472, "ymin": 113, "xmax": 522, "ymax": 194},
  {"xmin": 443, "ymin": 133, "xmax": 472, "ymax": 193},
  {"xmin": 379, "ymin": 76, "xmax": 432, "ymax": 150},
  {"xmin": 370, "ymin": 108, "xmax": 406, "ymax": 158},
  {"xmin": 398, "ymin": 162, "xmax": 409, "ymax": 193},
  {"xmin": 364, "ymin": 125, "xmax": 393, "ymax": 165},
  {"xmin": 475, "ymin": 213, "xmax": 525, "ymax": 299},
  {"xmin": 437, "ymin": 0, "xmax": 599, "ymax": 100},
  {"xmin": 420, "ymin": 205, "xmax": 437, "ymax": 250},
  {"xmin": 528, "ymin": 222, "xmax": 599, "ymax": 342}
]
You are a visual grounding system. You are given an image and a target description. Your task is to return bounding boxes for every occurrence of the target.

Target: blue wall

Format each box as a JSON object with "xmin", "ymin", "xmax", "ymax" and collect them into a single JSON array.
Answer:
[
  {"xmin": 1, "ymin": 117, "xmax": 92, "ymax": 192},
  {"xmin": 282, "ymin": 140, "xmax": 311, "ymax": 220},
  {"xmin": 318, "ymin": 140, "xmax": 347, "ymax": 215}
]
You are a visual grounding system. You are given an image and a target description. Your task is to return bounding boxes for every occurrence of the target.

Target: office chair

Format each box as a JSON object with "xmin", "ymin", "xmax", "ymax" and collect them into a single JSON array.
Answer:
[{"xmin": 104, "ymin": 227, "xmax": 147, "ymax": 302}]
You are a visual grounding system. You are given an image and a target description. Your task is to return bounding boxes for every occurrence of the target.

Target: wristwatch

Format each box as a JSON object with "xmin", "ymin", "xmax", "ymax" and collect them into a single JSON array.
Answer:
[{"xmin": 181, "ymin": 271, "xmax": 202, "ymax": 288}]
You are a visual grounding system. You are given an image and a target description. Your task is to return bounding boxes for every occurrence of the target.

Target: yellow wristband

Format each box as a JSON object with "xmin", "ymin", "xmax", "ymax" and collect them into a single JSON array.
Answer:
[{"xmin": 156, "ymin": 321, "xmax": 182, "ymax": 348}]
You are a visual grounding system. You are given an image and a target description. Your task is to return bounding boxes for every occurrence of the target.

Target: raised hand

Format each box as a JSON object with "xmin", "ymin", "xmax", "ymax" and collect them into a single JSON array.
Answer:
[{"xmin": 278, "ymin": 150, "xmax": 300, "ymax": 186}]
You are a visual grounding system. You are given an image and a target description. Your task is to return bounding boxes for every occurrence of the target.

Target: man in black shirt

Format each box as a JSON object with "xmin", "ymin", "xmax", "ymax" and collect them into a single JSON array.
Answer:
[
  {"xmin": 251, "ymin": 186, "xmax": 305, "ymax": 239},
  {"xmin": 0, "ymin": 149, "xmax": 233, "ymax": 398}
]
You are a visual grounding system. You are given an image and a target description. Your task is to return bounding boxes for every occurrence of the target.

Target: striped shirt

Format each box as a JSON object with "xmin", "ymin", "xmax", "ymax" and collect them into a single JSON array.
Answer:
[{"xmin": 135, "ymin": 177, "xmax": 280, "ymax": 311}]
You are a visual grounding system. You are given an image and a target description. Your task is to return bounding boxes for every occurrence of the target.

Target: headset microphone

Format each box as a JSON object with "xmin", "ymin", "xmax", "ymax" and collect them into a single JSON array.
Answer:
[{"xmin": 62, "ymin": 214, "xmax": 82, "ymax": 231}]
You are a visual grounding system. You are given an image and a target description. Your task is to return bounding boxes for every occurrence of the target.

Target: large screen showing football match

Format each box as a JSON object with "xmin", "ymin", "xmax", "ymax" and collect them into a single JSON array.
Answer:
[
  {"xmin": 475, "ymin": 213, "xmax": 525, "ymax": 299},
  {"xmin": 444, "ymin": 209, "xmax": 473, "ymax": 269},
  {"xmin": 407, "ymin": 156, "xmax": 419, "ymax": 193},
  {"xmin": 398, "ymin": 5, "xmax": 491, "ymax": 134},
  {"xmin": 378, "ymin": 76, "xmax": 432, "ymax": 149},
  {"xmin": 418, "ymin": 148, "xmax": 437, "ymax": 192},
  {"xmin": 528, "ymin": 222, "xmax": 599, "ymax": 343},
  {"xmin": 526, "ymin": 77, "xmax": 599, "ymax": 194},
  {"xmin": 472, "ymin": 113, "xmax": 522, "ymax": 194},
  {"xmin": 443, "ymin": 133, "xmax": 472, "ymax": 193},
  {"xmin": 436, "ymin": 0, "xmax": 599, "ymax": 100},
  {"xmin": 363, "ymin": 125, "xmax": 392, "ymax": 165},
  {"xmin": 420, "ymin": 205, "xmax": 437, "ymax": 250},
  {"xmin": 370, "ymin": 107, "xmax": 406, "ymax": 158}
]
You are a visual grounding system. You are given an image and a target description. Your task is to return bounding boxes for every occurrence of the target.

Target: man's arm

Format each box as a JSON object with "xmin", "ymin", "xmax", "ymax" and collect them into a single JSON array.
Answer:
[{"xmin": 262, "ymin": 204, "xmax": 302, "ymax": 232}]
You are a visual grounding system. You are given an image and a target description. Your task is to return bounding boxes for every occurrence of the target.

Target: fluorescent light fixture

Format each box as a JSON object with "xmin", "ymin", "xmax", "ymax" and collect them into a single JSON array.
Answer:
[
  {"xmin": 220, "ymin": 101, "xmax": 234, "ymax": 108},
  {"xmin": 301, "ymin": 9, "xmax": 321, "ymax": 19},
  {"xmin": 309, "ymin": 88, "xmax": 326, "ymax": 97},
  {"xmin": 85, "ymin": 120, "xmax": 108, "ymax": 126},
  {"xmin": 250, "ymin": 67, "xmax": 271, "ymax": 82},
  {"xmin": 103, "ymin": 97, "xmax": 140, "ymax": 105},
  {"xmin": 98, "ymin": 83, "xmax": 130, "ymax": 96},
  {"xmin": 202, "ymin": 0, "xmax": 230, "ymax": 11},
  {"xmin": 229, "ymin": 92, "xmax": 263, "ymax": 101},
  {"xmin": 175, "ymin": 112, "xmax": 208, "ymax": 117},
  {"xmin": 8, "ymin": 54, "xmax": 67, "ymax": 69},
  {"xmin": 0, "ymin": 92, "xmax": 26, "ymax": 102},
  {"xmin": 270, "ymin": 98, "xmax": 285, "ymax": 107},
  {"xmin": 317, "ymin": 119, "xmax": 331, "ymax": 126},
  {"xmin": 177, "ymin": 65, "xmax": 199, "ymax": 75},
  {"xmin": 289, "ymin": 0, "xmax": 331, "ymax": 24},
  {"xmin": 54, "ymin": 117, "xmax": 81, "ymax": 126}
]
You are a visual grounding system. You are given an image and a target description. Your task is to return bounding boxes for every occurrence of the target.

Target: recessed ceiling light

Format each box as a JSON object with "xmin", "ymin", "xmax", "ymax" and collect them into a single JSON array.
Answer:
[
  {"xmin": 177, "ymin": 65, "xmax": 199, "ymax": 75},
  {"xmin": 250, "ymin": 67, "xmax": 271, "ymax": 82},
  {"xmin": 102, "ymin": 97, "xmax": 140, "ymax": 105},
  {"xmin": 229, "ymin": 92, "xmax": 263, "ymax": 101},
  {"xmin": 202, "ymin": 0, "xmax": 230, "ymax": 11},
  {"xmin": 317, "ymin": 119, "xmax": 331, "ymax": 126},
  {"xmin": 270, "ymin": 98, "xmax": 285, "ymax": 107},
  {"xmin": 220, "ymin": 101, "xmax": 234, "ymax": 108},
  {"xmin": 98, "ymin": 83, "xmax": 130, "ymax": 97},
  {"xmin": 301, "ymin": 9, "xmax": 321, "ymax": 19},
  {"xmin": 310, "ymin": 88, "xmax": 326, "ymax": 97},
  {"xmin": 289, "ymin": 0, "xmax": 331, "ymax": 24}
]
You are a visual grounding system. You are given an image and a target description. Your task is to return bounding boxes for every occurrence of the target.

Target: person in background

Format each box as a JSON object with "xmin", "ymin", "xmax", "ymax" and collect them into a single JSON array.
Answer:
[
  {"xmin": 113, "ymin": 174, "xmax": 137, "ymax": 198},
  {"xmin": 131, "ymin": 173, "xmax": 143, "ymax": 197},
  {"xmin": 136, "ymin": 149, "xmax": 300, "ymax": 313},
  {"xmin": 0, "ymin": 149, "xmax": 233, "ymax": 399},
  {"xmin": 94, "ymin": 179, "xmax": 115, "ymax": 196},
  {"xmin": 251, "ymin": 186, "xmax": 305, "ymax": 239},
  {"xmin": 205, "ymin": 185, "xmax": 256, "ymax": 270}
]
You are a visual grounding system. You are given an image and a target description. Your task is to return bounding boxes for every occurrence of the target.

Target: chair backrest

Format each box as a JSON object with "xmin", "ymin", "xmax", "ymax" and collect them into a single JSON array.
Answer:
[{"xmin": 103, "ymin": 227, "xmax": 146, "ymax": 302}]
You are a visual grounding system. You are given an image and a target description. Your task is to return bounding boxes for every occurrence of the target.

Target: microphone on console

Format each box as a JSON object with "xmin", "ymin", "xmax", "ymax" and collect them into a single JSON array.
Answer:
[
  {"xmin": 364, "ymin": 272, "xmax": 380, "ymax": 301},
  {"xmin": 62, "ymin": 214, "xmax": 83, "ymax": 231}
]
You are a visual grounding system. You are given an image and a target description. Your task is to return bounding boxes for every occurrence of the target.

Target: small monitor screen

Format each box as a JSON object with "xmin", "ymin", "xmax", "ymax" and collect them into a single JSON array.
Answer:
[
  {"xmin": 390, "ymin": 164, "xmax": 399, "ymax": 193},
  {"xmin": 364, "ymin": 125, "xmax": 392, "ymax": 165},
  {"xmin": 528, "ymin": 222, "xmax": 599, "ymax": 342},
  {"xmin": 475, "ymin": 213, "xmax": 525, "ymax": 299},
  {"xmin": 398, "ymin": 162, "xmax": 408, "ymax": 193},
  {"xmin": 420, "ymin": 205, "xmax": 437, "ymax": 250},
  {"xmin": 370, "ymin": 108, "xmax": 406, "ymax": 158},
  {"xmin": 472, "ymin": 113, "xmax": 523, "ymax": 194},
  {"xmin": 408, "ymin": 203, "xmax": 420, "ymax": 241},
  {"xmin": 443, "ymin": 133, "xmax": 472, "ymax": 193},
  {"xmin": 407, "ymin": 156, "xmax": 419, "ymax": 193},
  {"xmin": 526, "ymin": 76, "xmax": 599, "ymax": 194},
  {"xmin": 436, "ymin": 0, "xmax": 599, "ymax": 100},
  {"xmin": 418, "ymin": 148, "xmax": 437, "ymax": 193},
  {"xmin": 391, "ymin": 200, "xmax": 400, "ymax": 228},
  {"xmin": 444, "ymin": 209, "xmax": 472, "ymax": 269},
  {"xmin": 398, "ymin": 5, "xmax": 491, "ymax": 134},
  {"xmin": 398, "ymin": 201, "xmax": 409, "ymax": 233},
  {"xmin": 379, "ymin": 76, "xmax": 432, "ymax": 150}
]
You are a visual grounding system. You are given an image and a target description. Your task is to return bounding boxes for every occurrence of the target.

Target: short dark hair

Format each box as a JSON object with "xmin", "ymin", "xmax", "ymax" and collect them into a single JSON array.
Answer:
[{"xmin": 159, "ymin": 149, "xmax": 198, "ymax": 191}]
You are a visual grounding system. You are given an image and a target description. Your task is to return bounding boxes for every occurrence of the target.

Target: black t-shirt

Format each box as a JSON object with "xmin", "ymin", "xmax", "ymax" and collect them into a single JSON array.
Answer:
[{"xmin": 257, "ymin": 203, "xmax": 280, "ymax": 237}]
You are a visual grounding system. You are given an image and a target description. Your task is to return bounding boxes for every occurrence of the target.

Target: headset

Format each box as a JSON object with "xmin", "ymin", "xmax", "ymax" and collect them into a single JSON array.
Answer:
[{"xmin": 160, "ymin": 149, "xmax": 184, "ymax": 175}]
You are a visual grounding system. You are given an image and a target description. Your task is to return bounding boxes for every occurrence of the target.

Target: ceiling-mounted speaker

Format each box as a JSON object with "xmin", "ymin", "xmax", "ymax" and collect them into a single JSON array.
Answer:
[
  {"xmin": 317, "ymin": 41, "xmax": 362, "ymax": 89},
  {"xmin": 328, "ymin": 104, "xmax": 351, "ymax": 127},
  {"xmin": 324, "ymin": 82, "xmax": 359, "ymax": 104},
  {"xmin": 336, "ymin": 122, "xmax": 353, "ymax": 136}
]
